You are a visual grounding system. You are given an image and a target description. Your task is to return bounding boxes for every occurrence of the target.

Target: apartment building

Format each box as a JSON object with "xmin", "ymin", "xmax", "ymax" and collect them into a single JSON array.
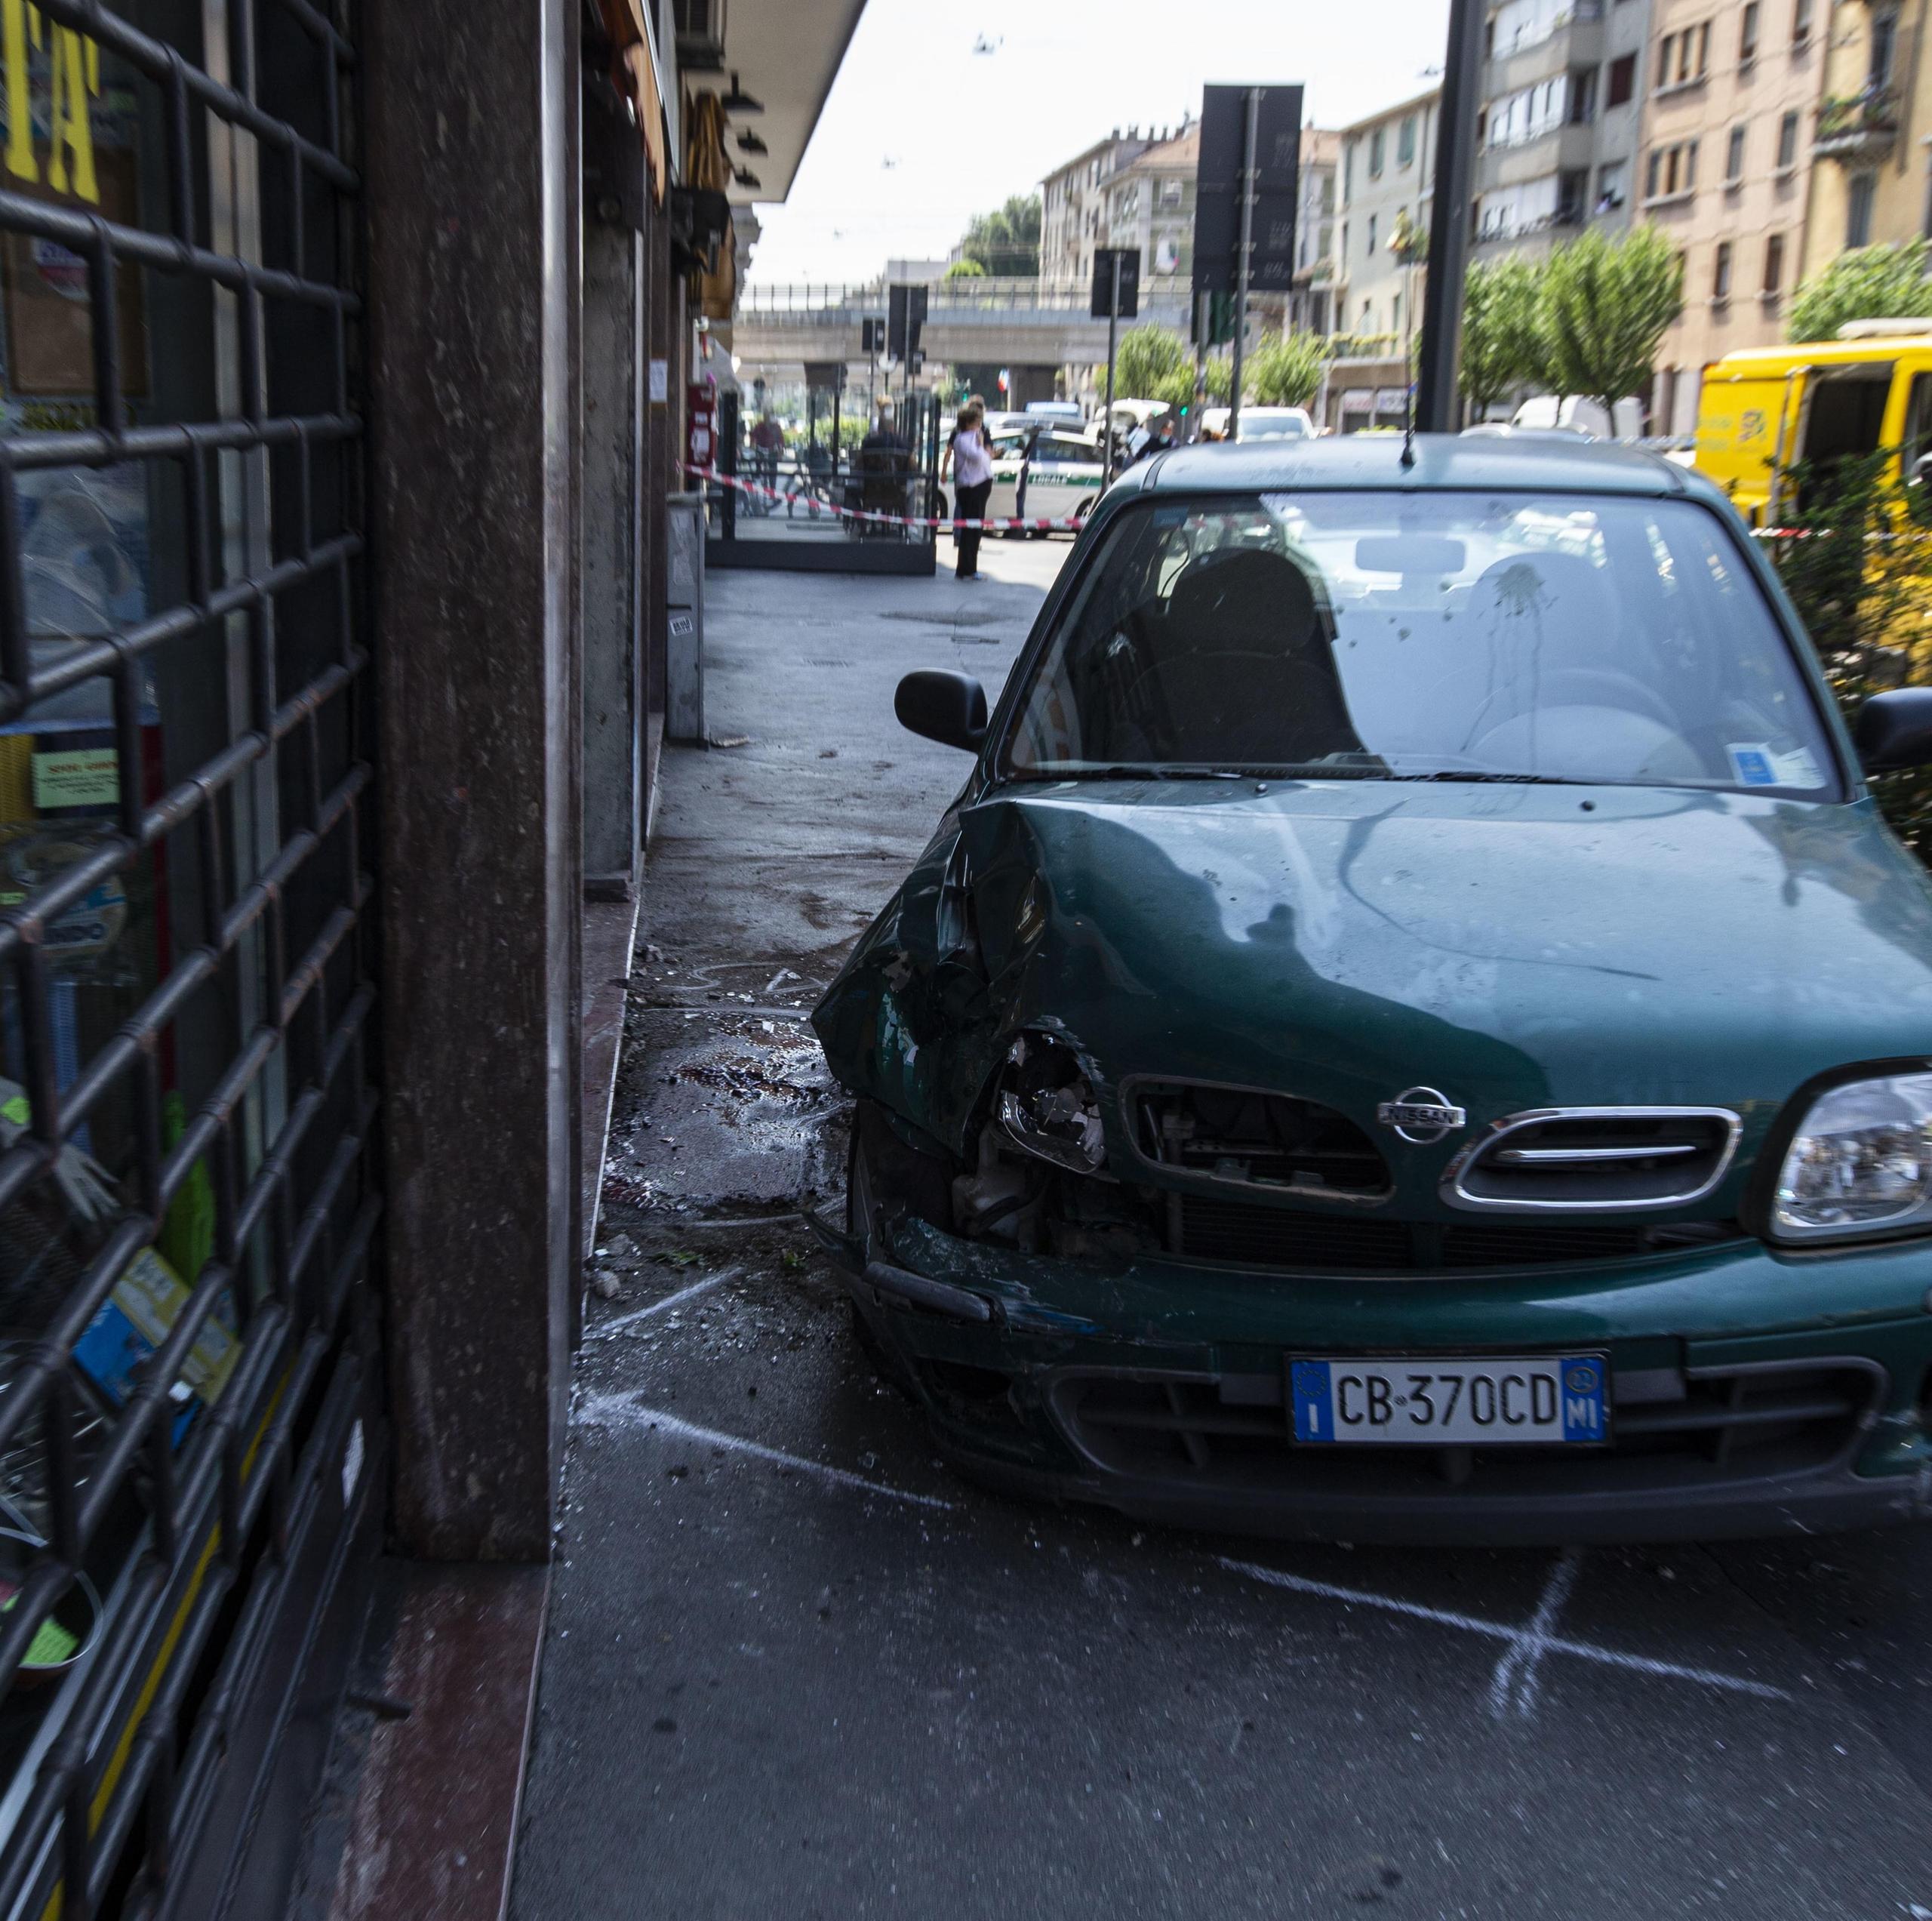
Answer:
[
  {"xmin": 1473, "ymin": 0, "xmax": 1654, "ymax": 250},
  {"xmin": 1799, "ymin": 0, "xmax": 1932, "ymax": 283},
  {"xmin": 1098, "ymin": 123, "xmax": 1202, "ymax": 281},
  {"xmin": 1338, "ymin": 89, "xmax": 1440, "ymax": 340},
  {"xmin": 1644, "ymin": 0, "xmax": 1828, "ymax": 431},
  {"xmin": 1291, "ymin": 128, "xmax": 1343, "ymax": 334},
  {"xmin": 1038, "ymin": 128, "xmax": 1161, "ymax": 291}
]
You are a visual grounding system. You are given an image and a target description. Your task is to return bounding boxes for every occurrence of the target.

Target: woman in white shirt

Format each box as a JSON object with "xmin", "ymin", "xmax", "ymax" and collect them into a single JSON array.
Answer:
[{"xmin": 941, "ymin": 399, "xmax": 995, "ymax": 581}]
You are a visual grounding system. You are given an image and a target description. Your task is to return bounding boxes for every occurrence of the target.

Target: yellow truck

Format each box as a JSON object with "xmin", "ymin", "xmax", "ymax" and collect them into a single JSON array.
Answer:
[{"xmin": 1694, "ymin": 325, "xmax": 1932, "ymax": 523}]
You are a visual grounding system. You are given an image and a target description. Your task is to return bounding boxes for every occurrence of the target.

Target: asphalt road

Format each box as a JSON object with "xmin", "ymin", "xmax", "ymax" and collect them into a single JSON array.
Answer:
[{"xmin": 510, "ymin": 529, "xmax": 1932, "ymax": 1921}]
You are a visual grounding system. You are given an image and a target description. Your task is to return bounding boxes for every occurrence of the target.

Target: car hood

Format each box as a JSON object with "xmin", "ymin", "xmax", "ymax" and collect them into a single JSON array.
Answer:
[{"xmin": 814, "ymin": 779, "xmax": 1932, "ymax": 1192}]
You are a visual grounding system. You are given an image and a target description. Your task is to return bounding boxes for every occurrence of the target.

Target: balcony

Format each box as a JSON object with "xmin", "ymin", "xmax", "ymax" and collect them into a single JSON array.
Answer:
[
  {"xmin": 1475, "ymin": 122, "xmax": 1598, "ymax": 192},
  {"xmin": 1814, "ymin": 86, "xmax": 1900, "ymax": 163},
  {"xmin": 1484, "ymin": 3, "xmax": 1604, "ymax": 92}
]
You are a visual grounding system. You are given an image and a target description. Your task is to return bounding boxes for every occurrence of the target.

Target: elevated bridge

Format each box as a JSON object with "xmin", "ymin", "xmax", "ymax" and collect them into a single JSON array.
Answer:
[{"xmin": 728, "ymin": 277, "xmax": 1196, "ymax": 386}]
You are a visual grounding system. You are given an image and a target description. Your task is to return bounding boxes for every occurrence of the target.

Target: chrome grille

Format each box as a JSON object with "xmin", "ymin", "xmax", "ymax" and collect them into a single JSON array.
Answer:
[{"xmin": 1447, "ymin": 1107, "xmax": 1740, "ymax": 1211}]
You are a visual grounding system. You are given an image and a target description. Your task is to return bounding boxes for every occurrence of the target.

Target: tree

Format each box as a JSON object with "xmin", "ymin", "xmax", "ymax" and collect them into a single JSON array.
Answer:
[
  {"xmin": 943, "ymin": 258, "xmax": 989, "ymax": 280},
  {"xmin": 1112, "ymin": 323, "xmax": 1195, "ymax": 407},
  {"xmin": 1787, "ymin": 240, "xmax": 1932, "ymax": 344},
  {"xmin": 1540, "ymin": 225, "xmax": 1684, "ymax": 415},
  {"xmin": 1460, "ymin": 256, "xmax": 1550, "ymax": 416},
  {"xmin": 1247, "ymin": 331, "xmax": 1327, "ymax": 407},
  {"xmin": 955, "ymin": 194, "xmax": 1042, "ymax": 278}
]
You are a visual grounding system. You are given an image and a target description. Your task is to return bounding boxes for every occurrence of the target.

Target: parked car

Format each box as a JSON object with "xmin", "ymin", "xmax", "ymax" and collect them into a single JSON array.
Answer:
[
  {"xmin": 986, "ymin": 427, "xmax": 1106, "ymax": 537},
  {"xmin": 1197, "ymin": 405, "xmax": 1316, "ymax": 443},
  {"xmin": 813, "ymin": 433, "xmax": 1932, "ymax": 1544}
]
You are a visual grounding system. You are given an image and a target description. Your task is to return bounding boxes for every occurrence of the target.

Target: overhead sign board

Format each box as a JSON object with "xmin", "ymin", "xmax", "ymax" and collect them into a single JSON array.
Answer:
[
  {"xmin": 1090, "ymin": 247, "xmax": 1141, "ymax": 320},
  {"xmin": 1192, "ymin": 83, "xmax": 1303, "ymax": 297}
]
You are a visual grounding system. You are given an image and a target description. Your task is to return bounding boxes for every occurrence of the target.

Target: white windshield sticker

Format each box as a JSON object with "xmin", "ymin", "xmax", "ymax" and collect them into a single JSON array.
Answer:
[{"xmin": 1727, "ymin": 743, "xmax": 1820, "ymax": 789}]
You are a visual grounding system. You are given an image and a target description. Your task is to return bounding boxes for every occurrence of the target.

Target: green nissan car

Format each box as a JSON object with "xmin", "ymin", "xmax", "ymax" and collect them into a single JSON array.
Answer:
[{"xmin": 811, "ymin": 435, "xmax": 1932, "ymax": 1543}]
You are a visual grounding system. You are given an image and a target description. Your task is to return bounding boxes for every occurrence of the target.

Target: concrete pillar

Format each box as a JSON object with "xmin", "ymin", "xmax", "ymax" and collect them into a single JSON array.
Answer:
[
  {"xmin": 365, "ymin": 0, "xmax": 582, "ymax": 1561},
  {"xmin": 583, "ymin": 214, "xmax": 644, "ymax": 894}
]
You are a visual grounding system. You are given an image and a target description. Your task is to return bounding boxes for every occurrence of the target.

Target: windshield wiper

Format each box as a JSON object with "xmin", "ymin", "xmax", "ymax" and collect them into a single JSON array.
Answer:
[
  {"xmin": 1027, "ymin": 764, "xmax": 1244, "ymax": 781},
  {"xmin": 1391, "ymin": 771, "xmax": 1583, "ymax": 786}
]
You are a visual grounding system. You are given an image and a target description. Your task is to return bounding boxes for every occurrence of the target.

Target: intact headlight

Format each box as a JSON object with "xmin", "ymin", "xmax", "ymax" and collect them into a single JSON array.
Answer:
[
  {"xmin": 998, "ymin": 1033, "xmax": 1107, "ymax": 1174},
  {"xmin": 1771, "ymin": 1072, "xmax": 1932, "ymax": 1242}
]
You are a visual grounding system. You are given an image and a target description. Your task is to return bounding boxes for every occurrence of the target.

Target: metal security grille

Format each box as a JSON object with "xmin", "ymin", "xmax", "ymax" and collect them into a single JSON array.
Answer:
[{"xmin": 0, "ymin": 2, "xmax": 375, "ymax": 1916}]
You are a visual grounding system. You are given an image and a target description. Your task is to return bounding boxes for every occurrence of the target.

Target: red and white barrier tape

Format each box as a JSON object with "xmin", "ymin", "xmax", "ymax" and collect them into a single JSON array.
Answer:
[{"xmin": 687, "ymin": 464, "xmax": 1082, "ymax": 532}]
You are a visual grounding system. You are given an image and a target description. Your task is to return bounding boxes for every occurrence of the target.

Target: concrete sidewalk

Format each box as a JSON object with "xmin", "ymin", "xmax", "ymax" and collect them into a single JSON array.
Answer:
[{"xmin": 509, "ymin": 534, "xmax": 1932, "ymax": 1921}]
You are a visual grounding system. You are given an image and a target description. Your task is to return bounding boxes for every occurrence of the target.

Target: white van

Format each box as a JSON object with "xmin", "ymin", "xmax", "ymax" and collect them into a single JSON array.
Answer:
[{"xmin": 1509, "ymin": 393, "xmax": 1647, "ymax": 440}]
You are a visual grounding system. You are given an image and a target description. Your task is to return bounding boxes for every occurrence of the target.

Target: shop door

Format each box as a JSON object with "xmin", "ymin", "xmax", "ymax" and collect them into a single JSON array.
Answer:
[{"xmin": 0, "ymin": 2, "xmax": 380, "ymax": 1916}]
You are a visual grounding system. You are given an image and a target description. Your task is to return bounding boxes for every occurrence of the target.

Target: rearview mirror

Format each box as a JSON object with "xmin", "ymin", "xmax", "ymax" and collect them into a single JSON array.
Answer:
[
  {"xmin": 895, "ymin": 670, "xmax": 988, "ymax": 753},
  {"xmin": 1855, "ymin": 686, "xmax": 1932, "ymax": 773}
]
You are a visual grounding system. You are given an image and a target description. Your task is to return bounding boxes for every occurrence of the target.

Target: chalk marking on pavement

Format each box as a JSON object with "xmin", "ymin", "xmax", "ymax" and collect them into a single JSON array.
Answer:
[
  {"xmin": 1220, "ymin": 1556, "xmax": 1789, "ymax": 1707},
  {"xmin": 587, "ymin": 1268, "xmax": 740, "ymax": 1341},
  {"xmin": 1487, "ymin": 1548, "xmax": 1583, "ymax": 1720},
  {"xmin": 573, "ymin": 1395, "xmax": 955, "ymax": 1511}
]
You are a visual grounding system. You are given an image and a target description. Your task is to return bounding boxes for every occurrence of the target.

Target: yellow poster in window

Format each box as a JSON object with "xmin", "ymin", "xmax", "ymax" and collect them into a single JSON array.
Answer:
[{"xmin": 0, "ymin": 3, "xmax": 148, "ymax": 398}]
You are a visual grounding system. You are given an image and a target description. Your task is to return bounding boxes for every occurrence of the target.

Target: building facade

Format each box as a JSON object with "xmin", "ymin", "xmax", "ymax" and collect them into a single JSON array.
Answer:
[
  {"xmin": 1643, "ymin": 0, "xmax": 1829, "ymax": 432},
  {"xmin": 1800, "ymin": 0, "xmax": 1932, "ymax": 282},
  {"xmin": 1473, "ymin": 0, "xmax": 1654, "ymax": 252},
  {"xmin": 1291, "ymin": 128, "xmax": 1343, "ymax": 334},
  {"xmin": 1338, "ymin": 89, "xmax": 1439, "ymax": 343},
  {"xmin": 1098, "ymin": 122, "xmax": 1201, "ymax": 282},
  {"xmin": 1038, "ymin": 129, "xmax": 1157, "ymax": 291}
]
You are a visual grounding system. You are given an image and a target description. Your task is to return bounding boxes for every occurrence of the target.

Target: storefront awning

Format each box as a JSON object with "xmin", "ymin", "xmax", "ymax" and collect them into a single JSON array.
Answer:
[{"xmin": 601, "ymin": 0, "xmax": 669, "ymax": 203}]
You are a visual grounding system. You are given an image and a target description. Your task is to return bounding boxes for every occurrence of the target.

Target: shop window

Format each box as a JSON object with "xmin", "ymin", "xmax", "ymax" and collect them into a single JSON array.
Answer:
[{"xmin": 0, "ymin": 0, "xmax": 376, "ymax": 1909}]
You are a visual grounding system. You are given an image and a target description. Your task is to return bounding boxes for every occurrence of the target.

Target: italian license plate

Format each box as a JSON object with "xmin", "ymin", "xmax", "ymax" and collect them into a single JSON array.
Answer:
[{"xmin": 1289, "ymin": 1355, "xmax": 1609, "ymax": 1445}]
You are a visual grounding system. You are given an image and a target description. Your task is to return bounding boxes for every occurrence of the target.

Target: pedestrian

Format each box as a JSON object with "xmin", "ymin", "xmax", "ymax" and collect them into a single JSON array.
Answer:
[{"xmin": 942, "ymin": 398, "xmax": 995, "ymax": 581}]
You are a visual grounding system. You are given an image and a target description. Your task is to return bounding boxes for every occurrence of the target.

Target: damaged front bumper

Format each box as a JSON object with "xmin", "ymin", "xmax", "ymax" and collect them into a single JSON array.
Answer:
[{"xmin": 812, "ymin": 1205, "xmax": 1932, "ymax": 1545}]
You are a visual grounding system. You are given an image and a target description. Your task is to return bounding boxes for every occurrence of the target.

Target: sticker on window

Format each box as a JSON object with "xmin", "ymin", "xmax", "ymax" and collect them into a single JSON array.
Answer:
[{"xmin": 1727, "ymin": 743, "xmax": 1821, "ymax": 789}]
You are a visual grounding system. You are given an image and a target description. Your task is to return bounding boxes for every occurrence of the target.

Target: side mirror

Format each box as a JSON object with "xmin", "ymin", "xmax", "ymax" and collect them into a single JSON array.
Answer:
[
  {"xmin": 1855, "ymin": 686, "xmax": 1932, "ymax": 773},
  {"xmin": 895, "ymin": 670, "xmax": 987, "ymax": 753}
]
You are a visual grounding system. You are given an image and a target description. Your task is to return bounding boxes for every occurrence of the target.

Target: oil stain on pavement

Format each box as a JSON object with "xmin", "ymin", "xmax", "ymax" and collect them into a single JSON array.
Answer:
[{"xmin": 509, "ymin": 542, "xmax": 1932, "ymax": 1921}]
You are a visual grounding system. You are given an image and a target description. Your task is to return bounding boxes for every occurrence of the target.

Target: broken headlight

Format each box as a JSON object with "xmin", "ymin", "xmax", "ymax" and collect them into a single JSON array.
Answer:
[{"xmin": 999, "ymin": 1033, "xmax": 1107, "ymax": 1174}]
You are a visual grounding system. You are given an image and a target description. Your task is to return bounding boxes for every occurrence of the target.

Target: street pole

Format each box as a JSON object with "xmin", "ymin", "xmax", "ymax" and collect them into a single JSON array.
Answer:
[
  {"xmin": 1103, "ymin": 251, "xmax": 1121, "ymax": 484},
  {"xmin": 1228, "ymin": 85, "xmax": 1259, "ymax": 445},
  {"xmin": 1414, "ymin": 0, "xmax": 1484, "ymax": 433},
  {"xmin": 1192, "ymin": 292, "xmax": 1207, "ymax": 444}
]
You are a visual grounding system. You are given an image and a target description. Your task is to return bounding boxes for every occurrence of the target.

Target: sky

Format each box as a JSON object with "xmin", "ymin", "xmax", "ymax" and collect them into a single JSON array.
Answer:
[{"xmin": 746, "ymin": 0, "xmax": 1452, "ymax": 288}]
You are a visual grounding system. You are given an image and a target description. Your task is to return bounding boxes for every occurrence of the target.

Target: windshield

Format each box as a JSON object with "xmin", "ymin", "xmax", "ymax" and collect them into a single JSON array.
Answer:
[{"xmin": 1001, "ymin": 491, "xmax": 1838, "ymax": 795}]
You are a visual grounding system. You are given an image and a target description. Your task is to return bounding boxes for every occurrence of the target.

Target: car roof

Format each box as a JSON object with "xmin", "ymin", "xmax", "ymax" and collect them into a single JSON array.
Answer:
[{"xmin": 1139, "ymin": 431, "xmax": 1706, "ymax": 503}]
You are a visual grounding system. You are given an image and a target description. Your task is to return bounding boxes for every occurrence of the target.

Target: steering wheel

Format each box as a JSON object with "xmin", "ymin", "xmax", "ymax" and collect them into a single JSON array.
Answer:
[{"xmin": 1456, "ymin": 667, "xmax": 1679, "ymax": 748}]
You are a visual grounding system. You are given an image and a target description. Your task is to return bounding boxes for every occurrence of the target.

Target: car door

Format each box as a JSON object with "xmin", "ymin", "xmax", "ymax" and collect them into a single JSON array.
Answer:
[
  {"xmin": 986, "ymin": 430, "xmax": 1029, "ymax": 522},
  {"xmin": 1029, "ymin": 433, "xmax": 1103, "ymax": 528}
]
